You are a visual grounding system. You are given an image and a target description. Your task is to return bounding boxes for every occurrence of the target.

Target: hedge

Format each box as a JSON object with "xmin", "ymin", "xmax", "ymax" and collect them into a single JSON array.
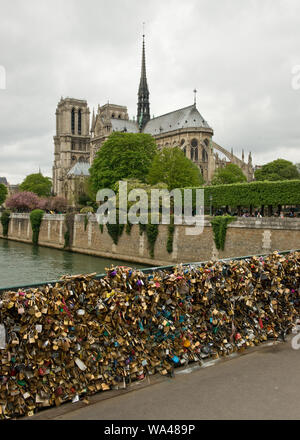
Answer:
[{"xmin": 179, "ymin": 180, "xmax": 300, "ymax": 209}]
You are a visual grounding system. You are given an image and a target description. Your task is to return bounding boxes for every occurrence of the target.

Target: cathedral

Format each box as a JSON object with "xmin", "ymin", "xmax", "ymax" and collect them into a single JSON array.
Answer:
[{"xmin": 53, "ymin": 36, "xmax": 254, "ymax": 204}]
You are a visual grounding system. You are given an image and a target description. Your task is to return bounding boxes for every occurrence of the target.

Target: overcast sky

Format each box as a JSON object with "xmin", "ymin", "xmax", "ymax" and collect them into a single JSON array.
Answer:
[{"xmin": 0, "ymin": 0, "xmax": 300, "ymax": 183}]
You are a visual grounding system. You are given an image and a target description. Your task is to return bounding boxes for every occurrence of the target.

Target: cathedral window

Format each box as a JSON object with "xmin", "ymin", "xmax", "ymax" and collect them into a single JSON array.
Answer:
[
  {"xmin": 191, "ymin": 138, "xmax": 198, "ymax": 148},
  {"xmin": 78, "ymin": 109, "xmax": 82, "ymax": 135},
  {"xmin": 202, "ymin": 148, "xmax": 208, "ymax": 162},
  {"xmin": 183, "ymin": 146, "xmax": 186, "ymax": 156},
  {"xmin": 194, "ymin": 147, "xmax": 198, "ymax": 161},
  {"xmin": 191, "ymin": 139, "xmax": 198, "ymax": 161},
  {"xmin": 71, "ymin": 108, "xmax": 75, "ymax": 134},
  {"xmin": 71, "ymin": 142, "xmax": 75, "ymax": 150}
]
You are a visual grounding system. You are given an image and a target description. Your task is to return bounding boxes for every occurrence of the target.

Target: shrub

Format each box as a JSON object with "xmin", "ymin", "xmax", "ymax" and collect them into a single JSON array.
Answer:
[
  {"xmin": 1, "ymin": 210, "xmax": 11, "ymax": 236},
  {"xmin": 64, "ymin": 212, "xmax": 75, "ymax": 248},
  {"xmin": 146, "ymin": 224, "xmax": 159, "ymax": 258},
  {"xmin": 180, "ymin": 180, "xmax": 300, "ymax": 211},
  {"xmin": 29, "ymin": 209, "xmax": 44, "ymax": 245},
  {"xmin": 210, "ymin": 215, "xmax": 236, "ymax": 250},
  {"xmin": 80, "ymin": 206, "xmax": 94, "ymax": 213}
]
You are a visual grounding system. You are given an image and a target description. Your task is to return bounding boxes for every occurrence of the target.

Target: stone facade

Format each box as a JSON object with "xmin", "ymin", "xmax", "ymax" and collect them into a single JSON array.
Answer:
[
  {"xmin": 53, "ymin": 98, "xmax": 90, "ymax": 200},
  {"xmin": 1, "ymin": 214, "xmax": 299, "ymax": 267},
  {"xmin": 52, "ymin": 37, "xmax": 254, "ymax": 203}
]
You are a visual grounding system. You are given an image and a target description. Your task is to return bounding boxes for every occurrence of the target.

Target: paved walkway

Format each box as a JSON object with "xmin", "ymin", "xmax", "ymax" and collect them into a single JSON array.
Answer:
[{"xmin": 27, "ymin": 337, "xmax": 300, "ymax": 420}]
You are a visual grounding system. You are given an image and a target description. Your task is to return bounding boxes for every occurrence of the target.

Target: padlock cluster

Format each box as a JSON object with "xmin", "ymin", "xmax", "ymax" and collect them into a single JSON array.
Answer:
[{"xmin": 0, "ymin": 251, "xmax": 299, "ymax": 418}]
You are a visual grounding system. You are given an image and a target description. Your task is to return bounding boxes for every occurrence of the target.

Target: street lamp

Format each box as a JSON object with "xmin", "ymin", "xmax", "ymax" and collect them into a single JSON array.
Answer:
[{"xmin": 210, "ymin": 194, "xmax": 213, "ymax": 216}]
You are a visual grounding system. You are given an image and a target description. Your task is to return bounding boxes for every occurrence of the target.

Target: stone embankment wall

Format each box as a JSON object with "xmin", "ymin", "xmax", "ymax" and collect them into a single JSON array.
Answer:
[{"xmin": 1, "ymin": 213, "xmax": 300, "ymax": 266}]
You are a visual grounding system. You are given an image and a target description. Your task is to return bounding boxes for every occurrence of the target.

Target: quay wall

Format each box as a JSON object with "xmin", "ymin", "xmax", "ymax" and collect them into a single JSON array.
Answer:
[{"xmin": 1, "ymin": 214, "xmax": 300, "ymax": 266}]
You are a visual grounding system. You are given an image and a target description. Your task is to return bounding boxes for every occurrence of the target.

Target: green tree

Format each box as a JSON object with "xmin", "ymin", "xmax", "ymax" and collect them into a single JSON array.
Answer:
[
  {"xmin": 89, "ymin": 132, "xmax": 158, "ymax": 192},
  {"xmin": 147, "ymin": 147, "xmax": 204, "ymax": 190},
  {"xmin": 212, "ymin": 163, "xmax": 247, "ymax": 185},
  {"xmin": 254, "ymin": 159, "xmax": 300, "ymax": 181},
  {"xmin": 0, "ymin": 183, "xmax": 8, "ymax": 206},
  {"xmin": 19, "ymin": 173, "xmax": 52, "ymax": 197}
]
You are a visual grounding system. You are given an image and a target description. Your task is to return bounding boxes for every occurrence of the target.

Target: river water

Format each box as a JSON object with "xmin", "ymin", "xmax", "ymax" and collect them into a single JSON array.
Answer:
[{"xmin": 0, "ymin": 239, "xmax": 148, "ymax": 289}]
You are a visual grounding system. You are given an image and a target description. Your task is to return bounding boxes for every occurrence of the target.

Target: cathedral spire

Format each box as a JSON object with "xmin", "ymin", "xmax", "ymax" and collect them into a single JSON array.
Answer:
[
  {"xmin": 137, "ymin": 32, "xmax": 150, "ymax": 131},
  {"xmin": 91, "ymin": 108, "xmax": 96, "ymax": 134}
]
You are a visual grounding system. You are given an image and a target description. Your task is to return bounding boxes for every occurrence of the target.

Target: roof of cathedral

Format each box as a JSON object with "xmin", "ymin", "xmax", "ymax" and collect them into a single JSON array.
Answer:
[
  {"xmin": 67, "ymin": 162, "xmax": 90, "ymax": 177},
  {"xmin": 111, "ymin": 118, "xmax": 139, "ymax": 133},
  {"xmin": 143, "ymin": 104, "xmax": 212, "ymax": 136}
]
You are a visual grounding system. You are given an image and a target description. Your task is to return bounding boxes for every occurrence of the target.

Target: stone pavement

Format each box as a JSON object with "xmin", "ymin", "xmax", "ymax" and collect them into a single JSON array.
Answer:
[{"xmin": 25, "ymin": 335, "xmax": 300, "ymax": 420}]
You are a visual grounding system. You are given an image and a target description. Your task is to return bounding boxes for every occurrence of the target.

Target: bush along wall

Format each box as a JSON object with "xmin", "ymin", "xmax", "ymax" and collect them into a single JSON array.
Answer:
[
  {"xmin": 146, "ymin": 224, "xmax": 159, "ymax": 258},
  {"xmin": 106, "ymin": 211, "xmax": 125, "ymax": 245},
  {"xmin": 166, "ymin": 216, "xmax": 175, "ymax": 254},
  {"xmin": 0, "ymin": 210, "xmax": 11, "ymax": 236},
  {"xmin": 125, "ymin": 222, "xmax": 133, "ymax": 235},
  {"xmin": 210, "ymin": 215, "xmax": 236, "ymax": 250},
  {"xmin": 106, "ymin": 222, "xmax": 125, "ymax": 245},
  {"xmin": 137, "ymin": 222, "xmax": 159, "ymax": 258},
  {"xmin": 64, "ymin": 212, "xmax": 75, "ymax": 249},
  {"xmin": 29, "ymin": 209, "xmax": 44, "ymax": 245}
]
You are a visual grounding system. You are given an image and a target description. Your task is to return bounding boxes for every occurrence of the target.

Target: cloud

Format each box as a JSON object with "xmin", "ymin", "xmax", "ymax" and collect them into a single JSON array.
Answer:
[{"xmin": 0, "ymin": 0, "xmax": 300, "ymax": 183}]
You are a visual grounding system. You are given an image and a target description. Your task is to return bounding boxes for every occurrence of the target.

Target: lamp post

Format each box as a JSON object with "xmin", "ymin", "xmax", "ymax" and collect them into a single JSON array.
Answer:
[{"xmin": 210, "ymin": 194, "xmax": 213, "ymax": 216}]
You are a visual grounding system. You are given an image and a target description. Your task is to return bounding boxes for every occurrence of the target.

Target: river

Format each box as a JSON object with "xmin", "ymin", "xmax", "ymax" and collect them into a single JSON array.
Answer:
[{"xmin": 0, "ymin": 238, "xmax": 148, "ymax": 289}]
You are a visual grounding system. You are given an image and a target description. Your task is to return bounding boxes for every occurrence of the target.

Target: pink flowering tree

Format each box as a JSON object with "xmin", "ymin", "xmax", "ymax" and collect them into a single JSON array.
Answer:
[
  {"xmin": 49, "ymin": 196, "xmax": 68, "ymax": 213},
  {"xmin": 5, "ymin": 191, "xmax": 42, "ymax": 212},
  {"xmin": 38, "ymin": 197, "xmax": 51, "ymax": 211}
]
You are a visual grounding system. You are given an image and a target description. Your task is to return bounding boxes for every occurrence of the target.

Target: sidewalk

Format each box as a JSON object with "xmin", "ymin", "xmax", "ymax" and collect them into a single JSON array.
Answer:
[{"xmin": 26, "ymin": 336, "xmax": 300, "ymax": 420}]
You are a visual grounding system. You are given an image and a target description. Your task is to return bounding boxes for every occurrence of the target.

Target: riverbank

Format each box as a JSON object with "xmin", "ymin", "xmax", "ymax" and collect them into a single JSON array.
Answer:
[
  {"xmin": 1, "ymin": 213, "xmax": 300, "ymax": 266},
  {"xmin": 0, "ymin": 238, "xmax": 147, "ymax": 289}
]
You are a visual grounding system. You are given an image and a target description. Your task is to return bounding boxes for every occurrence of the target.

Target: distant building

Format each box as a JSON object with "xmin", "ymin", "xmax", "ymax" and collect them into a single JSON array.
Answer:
[
  {"xmin": 0, "ymin": 177, "xmax": 8, "ymax": 186},
  {"xmin": 0, "ymin": 178, "xmax": 19, "ymax": 199},
  {"xmin": 53, "ymin": 35, "xmax": 254, "ymax": 203},
  {"xmin": 8, "ymin": 185, "xmax": 19, "ymax": 196}
]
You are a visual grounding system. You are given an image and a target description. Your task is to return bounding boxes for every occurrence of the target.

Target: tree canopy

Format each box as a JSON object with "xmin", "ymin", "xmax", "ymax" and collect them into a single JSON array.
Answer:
[
  {"xmin": 147, "ymin": 147, "xmax": 204, "ymax": 190},
  {"xmin": 0, "ymin": 183, "xmax": 7, "ymax": 206},
  {"xmin": 254, "ymin": 159, "xmax": 300, "ymax": 181},
  {"xmin": 6, "ymin": 191, "xmax": 41, "ymax": 212},
  {"xmin": 89, "ymin": 132, "xmax": 158, "ymax": 193},
  {"xmin": 19, "ymin": 173, "xmax": 52, "ymax": 197},
  {"xmin": 212, "ymin": 163, "xmax": 247, "ymax": 185}
]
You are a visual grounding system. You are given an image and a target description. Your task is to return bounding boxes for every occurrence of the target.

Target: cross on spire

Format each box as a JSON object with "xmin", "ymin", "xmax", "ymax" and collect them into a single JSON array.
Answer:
[{"xmin": 193, "ymin": 88, "xmax": 197, "ymax": 105}]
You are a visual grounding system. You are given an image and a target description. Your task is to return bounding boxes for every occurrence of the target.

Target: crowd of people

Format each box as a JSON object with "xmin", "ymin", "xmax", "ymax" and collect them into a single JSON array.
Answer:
[{"xmin": 214, "ymin": 209, "xmax": 299, "ymax": 218}]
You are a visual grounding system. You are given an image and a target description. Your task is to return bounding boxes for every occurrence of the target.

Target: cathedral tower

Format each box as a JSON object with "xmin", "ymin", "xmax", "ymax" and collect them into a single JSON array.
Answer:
[
  {"xmin": 53, "ymin": 98, "xmax": 90, "ymax": 197},
  {"xmin": 137, "ymin": 34, "xmax": 150, "ymax": 131}
]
